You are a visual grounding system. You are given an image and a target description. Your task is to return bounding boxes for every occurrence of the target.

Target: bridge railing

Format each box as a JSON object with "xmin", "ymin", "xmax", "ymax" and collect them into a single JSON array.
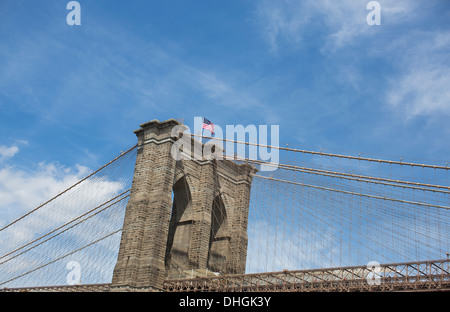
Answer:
[{"xmin": 163, "ymin": 259, "xmax": 450, "ymax": 292}]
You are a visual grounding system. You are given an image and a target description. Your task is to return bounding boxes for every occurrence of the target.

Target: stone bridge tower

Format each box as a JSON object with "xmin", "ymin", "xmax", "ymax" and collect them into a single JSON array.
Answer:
[{"xmin": 111, "ymin": 119, "xmax": 257, "ymax": 291}]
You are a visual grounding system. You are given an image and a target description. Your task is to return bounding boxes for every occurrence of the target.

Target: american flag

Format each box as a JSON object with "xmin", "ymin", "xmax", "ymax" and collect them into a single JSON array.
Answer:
[{"xmin": 202, "ymin": 118, "xmax": 215, "ymax": 135}]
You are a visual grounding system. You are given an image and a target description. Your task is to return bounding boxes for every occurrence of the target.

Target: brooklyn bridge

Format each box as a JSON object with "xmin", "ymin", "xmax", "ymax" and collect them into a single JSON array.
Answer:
[{"xmin": 1, "ymin": 119, "xmax": 449, "ymax": 292}]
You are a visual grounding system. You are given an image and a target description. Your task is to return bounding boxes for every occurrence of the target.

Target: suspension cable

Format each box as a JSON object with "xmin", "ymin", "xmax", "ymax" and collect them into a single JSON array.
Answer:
[
  {"xmin": 255, "ymin": 175, "xmax": 450, "ymax": 210},
  {"xmin": 0, "ymin": 229, "xmax": 122, "ymax": 287},
  {"xmin": 0, "ymin": 144, "xmax": 137, "ymax": 233},
  {"xmin": 0, "ymin": 190, "xmax": 130, "ymax": 263},
  {"xmin": 224, "ymin": 155, "xmax": 450, "ymax": 193},
  {"xmin": 188, "ymin": 133, "xmax": 449, "ymax": 170}
]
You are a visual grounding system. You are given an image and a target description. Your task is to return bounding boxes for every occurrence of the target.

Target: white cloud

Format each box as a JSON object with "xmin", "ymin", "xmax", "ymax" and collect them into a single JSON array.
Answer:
[
  {"xmin": 0, "ymin": 145, "xmax": 19, "ymax": 162},
  {"xmin": 386, "ymin": 31, "xmax": 450, "ymax": 119},
  {"xmin": 255, "ymin": 1, "xmax": 450, "ymax": 120},
  {"xmin": 255, "ymin": 0, "xmax": 418, "ymax": 53},
  {"xmin": 255, "ymin": 0, "xmax": 309, "ymax": 54},
  {"xmin": 0, "ymin": 155, "xmax": 129, "ymax": 287},
  {"xmin": 0, "ymin": 162, "xmax": 88, "ymax": 224},
  {"xmin": 387, "ymin": 67, "xmax": 450, "ymax": 118}
]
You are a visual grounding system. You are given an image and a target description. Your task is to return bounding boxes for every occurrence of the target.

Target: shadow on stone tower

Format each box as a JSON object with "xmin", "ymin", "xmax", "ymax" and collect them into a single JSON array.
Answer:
[{"xmin": 111, "ymin": 119, "xmax": 257, "ymax": 291}]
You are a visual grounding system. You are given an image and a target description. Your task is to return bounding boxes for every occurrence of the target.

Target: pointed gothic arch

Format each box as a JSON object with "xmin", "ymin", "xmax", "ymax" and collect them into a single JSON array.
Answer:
[
  {"xmin": 165, "ymin": 173, "xmax": 193, "ymax": 275},
  {"xmin": 207, "ymin": 194, "xmax": 231, "ymax": 273}
]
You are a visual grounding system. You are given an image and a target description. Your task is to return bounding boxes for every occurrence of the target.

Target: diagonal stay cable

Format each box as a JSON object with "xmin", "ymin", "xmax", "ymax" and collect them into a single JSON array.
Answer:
[
  {"xmin": 0, "ymin": 144, "xmax": 137, "ymax": 233},
  {"xmin": 225, "ymin": 155, "xmax": 450, "ymax": 192},
  {"xmin": 255, "ymin": 175, "xmax": 450, "ymax": 211},
  {"xmin": 0, "ymin": 229, "xmax": 122, "ymax": 287},
  {"xmin": 188, "ymin": 133, "xmax": 450, "ymax": 170},
  {"xmin": 0, "ymin": 191, "xmax": 130, "ymax": 266}
]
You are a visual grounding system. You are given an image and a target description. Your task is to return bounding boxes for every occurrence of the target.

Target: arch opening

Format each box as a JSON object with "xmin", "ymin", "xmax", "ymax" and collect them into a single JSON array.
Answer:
[
  {"xmin": 207, "ymin": 195, "xmax": 230, "ymax": 274},
  {"xmin": 165, "ymin": 175, "xmax": 192, "ymax": 277}
]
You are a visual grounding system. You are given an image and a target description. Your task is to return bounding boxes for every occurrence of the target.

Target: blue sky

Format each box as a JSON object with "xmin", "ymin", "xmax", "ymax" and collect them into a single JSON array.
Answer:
[
  {"xmin": 0, "ymin": 1, "xmax": 450, "ymax": 284},
  {"xmin": 1, "ymin": 0, "xmax": 449, "ymax": 221}
]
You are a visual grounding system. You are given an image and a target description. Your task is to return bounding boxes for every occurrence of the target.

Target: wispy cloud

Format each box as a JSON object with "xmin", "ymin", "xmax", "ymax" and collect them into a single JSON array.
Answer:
[
  {"xmin": 254, "ymin": 0, "xmax": 450, "ymax": 127},
  {"xmin": 0, "ymin": 16, "xmax": 279, "ymax": 132},
  {"xmin": 255, "ymin": 0, "xmax": 418, "ymax": 53},
  {"xmin": 0, "ymin": 161, "xmax": 89, "ymax": 227},
  {"xmin": 385, "ymin": 31, "xmax": 450, "ymax": 120},
  {"xmin": 0, "ymin": 145, "xmax": 19, "ymax": 162},
  {"xmin": 255, "ymin": 0, "xmax": 310, "ymax": 54},
  {"xmin": 0, "ymin": 145, "xmax": 130, "ymax": 287},
  {"xmin": 387, "ymin": 67, "xmax": 450, "ymax": 118}
]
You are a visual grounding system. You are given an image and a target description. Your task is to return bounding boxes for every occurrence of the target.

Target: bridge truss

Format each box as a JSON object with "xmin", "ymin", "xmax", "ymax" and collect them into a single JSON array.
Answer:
[{"xmin": 164, "ymin": 258, "xmax": 450, "ymax": 292}]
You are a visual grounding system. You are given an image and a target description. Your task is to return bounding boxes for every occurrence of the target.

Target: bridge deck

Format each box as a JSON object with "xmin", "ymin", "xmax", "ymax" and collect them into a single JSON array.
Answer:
[
  {"xmin": 163, "ymin": 259, "xmax": 450, "ymax": 292},
  {"xmin": 1, "ymin": 259, "xmax": 449, "ymax": 292}
]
